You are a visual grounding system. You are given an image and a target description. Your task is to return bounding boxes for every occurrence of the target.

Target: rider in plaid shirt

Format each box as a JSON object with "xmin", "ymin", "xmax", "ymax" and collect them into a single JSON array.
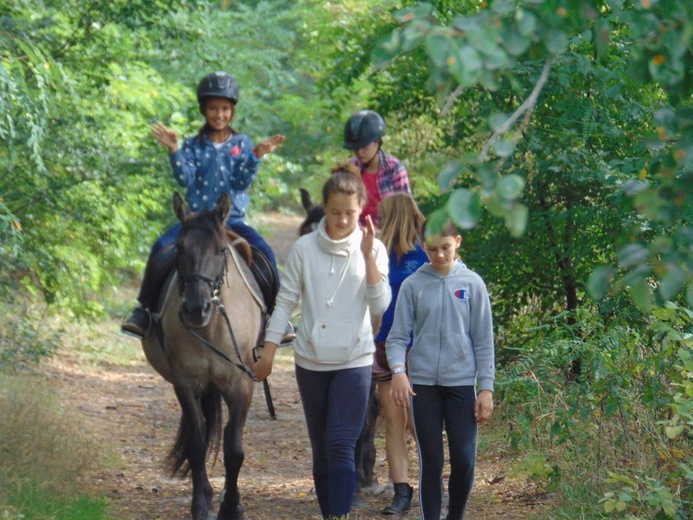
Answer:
[{"xmin": 344, "ymin": 110, "xmax": 411, "ymax": 227}]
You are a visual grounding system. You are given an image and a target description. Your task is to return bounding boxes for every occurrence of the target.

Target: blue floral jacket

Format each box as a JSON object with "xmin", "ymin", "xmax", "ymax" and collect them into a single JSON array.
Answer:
[{"xmin": 169, "ymin": 133, "xmax": 261, "ymax": 220}]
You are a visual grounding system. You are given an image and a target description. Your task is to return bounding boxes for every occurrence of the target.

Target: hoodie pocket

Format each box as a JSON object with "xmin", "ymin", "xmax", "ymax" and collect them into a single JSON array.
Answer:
[
  {"xmin": 308, "ymin": 321, "xmax": 357, "ymax": 363},
  {"xmin": 440, "ymin": 333, "xmax": 468, "ymax": 371},
  {"xmin": 409, "ymin": 333, "xmax": 468, "ymax": 379}
]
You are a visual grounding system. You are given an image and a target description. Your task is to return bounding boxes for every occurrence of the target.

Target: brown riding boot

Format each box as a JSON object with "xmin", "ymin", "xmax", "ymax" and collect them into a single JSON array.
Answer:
[{"xmin": 382, "ymin": 483, "xmax": 413, "ymax": 516}]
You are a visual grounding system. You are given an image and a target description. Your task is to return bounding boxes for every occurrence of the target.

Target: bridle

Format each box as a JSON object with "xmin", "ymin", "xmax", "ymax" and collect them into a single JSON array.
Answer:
[{"xmin": 177, "ymin": 247, "xmax": 259, "ymax": 382}]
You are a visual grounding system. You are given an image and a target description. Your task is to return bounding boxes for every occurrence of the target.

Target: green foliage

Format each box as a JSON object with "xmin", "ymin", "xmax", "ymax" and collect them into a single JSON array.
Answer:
[
  {"xmin": 0, "ymin": 311, "xmax": 63, "ymax": 369},
  {"xmin": 376, "ymin": 0, "xmax": 693, "ymax": 308},
  {"xmin": 498, "ymin": 304, "xmax": 692, "ymax": 518},
  {"xmin": 0, "ymin": 0, "xmax": 339, "ymax": 316}
]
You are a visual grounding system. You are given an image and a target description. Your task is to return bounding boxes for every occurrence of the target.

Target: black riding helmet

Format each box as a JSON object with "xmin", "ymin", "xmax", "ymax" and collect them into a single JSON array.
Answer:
[
  {"xmin": 197, "ymin": 71, "xmax": 239, "ymax": 114},
  {"xmin": 343, "ymin": 110, "xmax": 386, "ymax": 149}
]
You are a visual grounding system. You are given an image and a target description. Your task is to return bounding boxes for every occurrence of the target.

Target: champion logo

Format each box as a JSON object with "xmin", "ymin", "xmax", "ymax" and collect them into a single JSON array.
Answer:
[{"xmin": 454, "ymin": 289, "xmax": 469, "ymax": 300}]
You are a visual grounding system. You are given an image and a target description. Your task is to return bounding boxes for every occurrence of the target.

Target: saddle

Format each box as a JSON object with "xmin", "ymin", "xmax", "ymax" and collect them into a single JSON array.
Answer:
[{"xmin": 144, "ymin": 235, "xmax": 278, "ymax": 317}]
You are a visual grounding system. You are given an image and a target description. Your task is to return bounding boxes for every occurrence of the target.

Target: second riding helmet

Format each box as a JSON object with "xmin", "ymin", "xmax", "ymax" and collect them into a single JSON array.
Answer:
[
  {"xmin": 343, "ymin": 110, "xmax": 386, "ymax": 149},
  {"xmin": 197, "ymin": 71, "xmax": 239, "ymax": 114}
]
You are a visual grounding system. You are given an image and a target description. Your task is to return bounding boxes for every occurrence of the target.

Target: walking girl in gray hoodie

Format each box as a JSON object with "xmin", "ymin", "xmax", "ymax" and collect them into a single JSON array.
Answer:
[{"xmin": 386, "ymin": 221, "xmax": 495, "ymax": 520}]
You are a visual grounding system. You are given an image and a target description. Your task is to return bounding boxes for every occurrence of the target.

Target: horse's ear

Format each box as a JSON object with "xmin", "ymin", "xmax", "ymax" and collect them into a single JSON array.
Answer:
[
  {"xmin": 300, "ymin": 188, "xmax": 313, "ymax": 213},
  {"xmin": 216, "ymin": 192, "xmax": 232, "ymax": 222},
  {"xmin": 173, "ymin": 192, "xmax": 190, "ymax": 222}
]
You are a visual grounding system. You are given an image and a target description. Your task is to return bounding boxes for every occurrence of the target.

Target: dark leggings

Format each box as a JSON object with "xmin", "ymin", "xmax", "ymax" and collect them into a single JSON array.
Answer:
[
  {"xmin": 412, "ymin": 385, "xmax": 477, "ymax": 520},
  {"xmin": 295, "ymin": 364, "xmax": 371, "ymax": 519}
]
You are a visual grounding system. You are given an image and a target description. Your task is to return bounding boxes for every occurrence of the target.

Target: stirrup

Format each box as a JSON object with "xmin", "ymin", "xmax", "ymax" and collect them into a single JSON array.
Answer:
[{"xmin": 120, "ymin": 307, "xmax": 151, "ymax": 340}]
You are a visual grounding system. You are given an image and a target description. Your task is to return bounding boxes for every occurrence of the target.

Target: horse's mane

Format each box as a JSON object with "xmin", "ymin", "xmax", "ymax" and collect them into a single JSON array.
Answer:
[{"xmin": 182, "ymin": 209, "xmax": 253, "ymax": 266}]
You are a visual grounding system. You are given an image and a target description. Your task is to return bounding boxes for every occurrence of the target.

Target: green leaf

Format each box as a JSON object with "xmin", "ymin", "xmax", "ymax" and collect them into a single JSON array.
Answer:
[
  {"xmin": 616, "ymin": 243, "xmax": 649, "ymax": 268},
  {"xmin": 446, "ymin": 188, "xmax": 481, "ymax": 229},
  {"xmin": 505, "ymin": 203, "xmax": 528, "ymax": 237},
  {"xmin": 495, "ymin": 174, "xmax": 525, "ymax": 200},
  {"xmin": 393, "ymin": 3, "xmax": 433, "ymax": 23},
  {"xmin": 437, "ymin": 161, "xmax": 465, "ymax": 192},
  {"xmin": 516, "ymin": 10, "xmax": 537, "ymax": 37},
  {"xmin": 491, "ymin": 0, "xmax": 515, "ymax": 14},
  {"xmin": 401, "ymin": 21, "xmax": 429, "ymax": 53},
  {"xmin": 489, "ymin": 112, "xmax": 508, "ymax": 132},
  {"xmin": 493, "ymin": 139, "xmax": 515, "ymax": 157},
  {"xmin": 486, "ymin": 193, "xmax": 508, "ymax": 218},
  {"xmin": 658, "ymin": 266, "xmax": 687, "ymax": 301},
  {"xmin": 424, "ymin": 208, "xmax": 452, "ymax": 240},
  {"xmin": 629, "ymin": 277, "xmax": 653, "ymax": 312},
  {"xmin": 544, "ymin": 29, "xmax": 568, "ymax": 55},
  {"xmin": 373, "ymin": 30, "xmax": 402, "ymax": 66},
  {"xmin": 687, "ymin": 284, "xmax": 693, "ymax": 308},
  {"xmin": 665, "ymin": 424, "xmax": 684, "ymax": 439},
  {"xmin": 588, "ymin": 266, "xmax": 617, "ymax": 300},
  {"xmin": 449, "ymin": 45, "xmax": 482, "ymax": 87},
  {"xmin": 425, "ymin": 33, "xmax": 456, "ymax": 68},
  {"xmin": 501, "ymin": 26, "xmax": 532, "ymax": 57}
]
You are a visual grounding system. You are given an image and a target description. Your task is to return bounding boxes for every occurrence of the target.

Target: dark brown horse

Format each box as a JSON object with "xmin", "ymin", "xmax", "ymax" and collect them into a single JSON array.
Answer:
[{"xmin": 142, "ymin": 192, "xmax": 264, "ymax": 520}]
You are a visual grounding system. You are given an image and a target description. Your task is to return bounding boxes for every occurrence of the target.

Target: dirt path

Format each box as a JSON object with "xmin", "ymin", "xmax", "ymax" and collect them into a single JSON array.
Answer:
[{"xmin": 48, "ymin": 213, "xmax": 542, "ymax": 519}]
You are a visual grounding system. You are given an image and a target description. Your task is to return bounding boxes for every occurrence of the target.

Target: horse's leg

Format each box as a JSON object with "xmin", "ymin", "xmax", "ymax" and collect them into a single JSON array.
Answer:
[
  {"xmin": 217, "ymin": 393, "xmax": 252, "ymax": 520},
  {"xmin": 362, "ymin": 381, "xmax": 380, "ymax": 488},
  {"xmin": 353, "ymin": 379, "xmax": 380, "ymax": 505},
  {"xmin": 174, "ymin": 385, "xmax": 213, "ymax": 520}
]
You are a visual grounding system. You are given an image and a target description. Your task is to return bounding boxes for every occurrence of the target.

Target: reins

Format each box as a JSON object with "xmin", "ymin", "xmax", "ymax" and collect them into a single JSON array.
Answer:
[{"xmin": 177, "ymin": 251, "xmax": 260, "ymax": 383}]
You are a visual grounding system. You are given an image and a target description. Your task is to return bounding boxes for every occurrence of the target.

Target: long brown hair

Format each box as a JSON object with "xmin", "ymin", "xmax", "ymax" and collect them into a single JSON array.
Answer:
[{"xmin": 378, "ymin": 193, "xmax": 425, "ymax": 257}]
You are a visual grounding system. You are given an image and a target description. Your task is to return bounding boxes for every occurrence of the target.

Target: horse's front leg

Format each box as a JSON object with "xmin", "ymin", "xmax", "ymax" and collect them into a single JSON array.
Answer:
[
  {"xmin": 217, "ymin": 394, "xmax": 252, "ymax": 520},
  {"xmin": 173, "ymin": 385, "xmax": 214, "ymax": 520}
]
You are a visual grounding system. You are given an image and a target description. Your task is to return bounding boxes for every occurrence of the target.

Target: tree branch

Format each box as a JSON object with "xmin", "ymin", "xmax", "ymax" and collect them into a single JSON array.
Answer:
[
  {"xmin": 439, "ymin": 83, "xmax": 465, "ymax": 119},
  {"xmin": 479, "ymin": 57, "xmax": 555, "ymax": 161}
]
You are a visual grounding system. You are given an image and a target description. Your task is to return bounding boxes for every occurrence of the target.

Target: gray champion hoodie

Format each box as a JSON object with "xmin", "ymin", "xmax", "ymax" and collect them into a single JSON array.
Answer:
[{"xmin": 385, "ymin": 260, "xmax": 495, "ymax": 392}]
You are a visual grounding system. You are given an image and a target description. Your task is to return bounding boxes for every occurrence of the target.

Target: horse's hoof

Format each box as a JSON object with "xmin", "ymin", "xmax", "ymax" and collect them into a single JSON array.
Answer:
[{"xmin": 217, "ymin": 502, "xmax": 245, "ymax": 520}]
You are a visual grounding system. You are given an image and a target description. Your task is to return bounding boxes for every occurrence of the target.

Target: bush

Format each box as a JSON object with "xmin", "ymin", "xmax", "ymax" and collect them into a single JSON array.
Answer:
[
  {"xmin": 0, "ymin": 310, "xmax": 62, "ymax": 370},
  {"xmin": 0, "ymin": 376, "xmax": 110, "ymax": 519},
  {"xmin": 497, "ymin": 304, "xmax": 692, "ymax": 518}
]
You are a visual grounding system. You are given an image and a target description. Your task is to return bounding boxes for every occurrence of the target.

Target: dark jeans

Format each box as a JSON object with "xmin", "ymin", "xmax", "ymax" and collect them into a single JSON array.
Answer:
[
  {"xmin": 138, "ymin": 217, "xmax": 277, "ymax": 306},
  {"xmin": 295, "ymin": 364, "xmax": 371, "ymax": 518},
  {"xmin": 412, "ymin": 385, "xmax": 478, "ymax": 520}
]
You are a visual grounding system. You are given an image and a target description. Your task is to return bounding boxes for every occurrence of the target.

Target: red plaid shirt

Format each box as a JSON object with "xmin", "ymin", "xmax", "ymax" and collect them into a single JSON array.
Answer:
[{"xmin": 349, "ymin": 150, "xmax": 410, "ymax": 226}]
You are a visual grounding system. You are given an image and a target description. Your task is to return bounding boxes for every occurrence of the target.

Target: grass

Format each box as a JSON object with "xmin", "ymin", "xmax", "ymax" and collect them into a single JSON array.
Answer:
[{"xmin": 0, "ymin": 375, "xmax": 113, "ymax": 520}]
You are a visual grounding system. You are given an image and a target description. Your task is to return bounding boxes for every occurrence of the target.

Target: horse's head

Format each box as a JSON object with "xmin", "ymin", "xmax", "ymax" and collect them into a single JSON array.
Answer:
[
  {"xmin": 298, "ymin": 188, "xmax": 325, "ymax": 237},
  {"xmin": 173, "ymin": 192, "xmax": 231, "ymax": 328}
]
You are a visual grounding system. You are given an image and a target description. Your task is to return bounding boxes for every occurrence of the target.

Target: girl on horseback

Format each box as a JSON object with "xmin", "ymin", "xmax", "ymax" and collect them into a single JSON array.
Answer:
[
  {"xmin": 122, "ymin": 71, "xmax": 284, "ymax": 339},
  {"xmin": 343, "ymin": 110, "xmax": 411, "ymax": 227},
  {"xmin": 253, "ymin": 165, "xmax": 392, "ymax": 520}
]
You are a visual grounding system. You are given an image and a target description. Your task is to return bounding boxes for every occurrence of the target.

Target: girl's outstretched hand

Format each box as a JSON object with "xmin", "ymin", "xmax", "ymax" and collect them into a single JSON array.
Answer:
[
  {"xmin": 253, "ymin": 134, "xmax": 285, "ymax": 158},
  {"xmin": 360, "ymin": 215, "xmax": 376, "ymax": 259},
  {"xmin": 151, "ymin": 122, "xmax": 179, "ymax": 153}
]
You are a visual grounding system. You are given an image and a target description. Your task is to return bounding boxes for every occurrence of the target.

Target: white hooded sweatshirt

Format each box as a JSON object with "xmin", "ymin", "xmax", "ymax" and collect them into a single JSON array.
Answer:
[{"xmin": 265, "ymin": 216, "xmax": 391, "ymax": 371}]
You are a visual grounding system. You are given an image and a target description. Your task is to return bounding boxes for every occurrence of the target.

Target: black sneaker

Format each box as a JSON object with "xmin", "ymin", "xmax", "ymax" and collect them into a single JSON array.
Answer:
[{"xmin": 121, "ymin": 307, "xmax": 150, "ymax": 339}]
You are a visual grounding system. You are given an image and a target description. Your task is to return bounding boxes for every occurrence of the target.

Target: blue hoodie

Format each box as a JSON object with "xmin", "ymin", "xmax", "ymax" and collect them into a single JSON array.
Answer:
[{"xmin": 386, "ymin": 260, "xmax": 495, "ymax": 392}]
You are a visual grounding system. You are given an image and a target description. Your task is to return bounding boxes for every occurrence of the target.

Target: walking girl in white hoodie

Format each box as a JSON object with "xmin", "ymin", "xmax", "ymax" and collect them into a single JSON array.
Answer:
[{"xmin": 253, "ymin": 164, "xmax": 391, "ymax": 520}]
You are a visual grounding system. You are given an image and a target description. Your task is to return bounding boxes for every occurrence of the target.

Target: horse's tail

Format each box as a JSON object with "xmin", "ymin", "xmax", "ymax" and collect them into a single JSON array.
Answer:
[{"xmin": 166, "ymin": 391, "xmax": 223, "ymax": 477}]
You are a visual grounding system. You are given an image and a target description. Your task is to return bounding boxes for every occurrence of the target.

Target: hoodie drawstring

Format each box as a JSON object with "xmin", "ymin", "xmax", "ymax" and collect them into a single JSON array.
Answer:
[{"xmin": 326, "ymin": 250, "xmax": 351, "ymax": 307}]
